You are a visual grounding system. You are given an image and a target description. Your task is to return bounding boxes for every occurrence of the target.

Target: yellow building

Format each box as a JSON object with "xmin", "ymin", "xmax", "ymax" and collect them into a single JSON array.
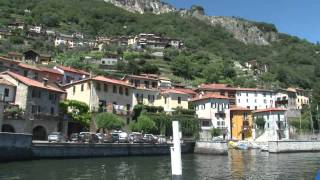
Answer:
[
  {"xmin": 230, "ymin": 107, "xmax": 253, "ymax": 140},
  {"xmin": 155, "ymin": 89, "xmax": 190, "ymax": 113}
]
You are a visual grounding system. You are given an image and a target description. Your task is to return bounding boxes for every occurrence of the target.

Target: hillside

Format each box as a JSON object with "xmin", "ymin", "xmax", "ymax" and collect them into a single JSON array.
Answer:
[{"xmin": 0, "ymin": 0, "xmax": 319, "ymax": 90}]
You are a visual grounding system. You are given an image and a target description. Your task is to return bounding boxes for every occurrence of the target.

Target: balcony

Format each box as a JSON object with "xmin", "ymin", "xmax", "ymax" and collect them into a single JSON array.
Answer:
[
  {"xmin": 33, "ymin": 113, "xmax": 61, "ymax": 121},
  {"xmin": 215, "ymin": 111, "xmax": 226, "ymax": 118}
]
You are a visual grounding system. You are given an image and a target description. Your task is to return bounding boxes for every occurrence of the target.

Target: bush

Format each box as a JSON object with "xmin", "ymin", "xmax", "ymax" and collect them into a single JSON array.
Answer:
[
  {"xmin": 95, "ymin": 112, "xmax": 124, "ymax": 131},
  {"xmin": 211, "ymin": 128, "xmax": 221, "ymax": 137},
  {"xmin": 130, "ymin": 114, "xmax": 157, "ymax": 134}
]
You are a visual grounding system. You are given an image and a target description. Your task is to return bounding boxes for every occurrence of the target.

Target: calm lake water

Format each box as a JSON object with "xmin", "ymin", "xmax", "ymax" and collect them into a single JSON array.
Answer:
[{"xmin": 0, "ymin": 150, "xmax": 319, "ymax": 180}]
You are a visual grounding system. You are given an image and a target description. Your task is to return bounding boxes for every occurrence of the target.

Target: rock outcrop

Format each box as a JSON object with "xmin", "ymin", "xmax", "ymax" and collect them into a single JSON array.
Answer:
[
  {"xmin": 105, "ymin": 1, "xmax": 278, "ymax": 45},
  {"xmin": 104, "ymin": 0, "xmax": 175, "ymax": 14}
]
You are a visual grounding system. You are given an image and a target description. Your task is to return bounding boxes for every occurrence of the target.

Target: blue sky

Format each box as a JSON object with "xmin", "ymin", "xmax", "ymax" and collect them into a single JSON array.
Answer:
[{"xmin": 164, "ymin": 0, "xmax": 320, "ymax": 43}]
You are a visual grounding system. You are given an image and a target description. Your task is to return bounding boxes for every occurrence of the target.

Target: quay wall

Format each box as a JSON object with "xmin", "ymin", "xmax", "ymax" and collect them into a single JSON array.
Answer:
[
  {"xmin": 32, "ymin": 142, "xmax": 195, "ymax": 158},
  {"xmin": 268, "ymin": 141, "xmax": 320, "ymax": 153},
  {"xmin": 194, "ymin": 141, "xmax": 228, "ymax": 155},
  {"xmin": 0, "ymin": 132, "xmax": 33, "ymax": 161}
]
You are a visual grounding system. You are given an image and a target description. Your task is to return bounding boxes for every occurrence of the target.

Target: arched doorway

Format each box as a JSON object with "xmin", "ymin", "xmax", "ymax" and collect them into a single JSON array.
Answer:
[
  {"xmin": 32, "ymin": 126, "xmax": 47, "ymax": 140},
  {"xmin": 1, "ymin": 124, "xmax": 15, "ymax": 133}
]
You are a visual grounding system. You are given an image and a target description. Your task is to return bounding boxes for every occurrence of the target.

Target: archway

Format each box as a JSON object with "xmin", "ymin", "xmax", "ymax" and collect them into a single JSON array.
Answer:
[
  {"xmin": 1, "ymin": 124, "xmax": 15, "ymax": 133},
  {"xmin": 32, "ymin": 126, "xmax": 47, "ymax": 140}
]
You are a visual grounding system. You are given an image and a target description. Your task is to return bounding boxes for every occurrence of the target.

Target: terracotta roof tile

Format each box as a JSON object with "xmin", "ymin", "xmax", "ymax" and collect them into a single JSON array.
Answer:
[
  {"xmin": 191, "ymin": 93, "xmax": 230, "ymax": 102},
  {"xmin": 230, "ymin": 106, "xmax": 252, "ymax": 111},
  {"xmin": 254, "ymin": 108, "xmax": 286, "ymax": 113},
  {"xmin": 56, "ymin": 65, "xmax": 90, "ymax": 76},
  {"xmin": 93, "ymin": 76, "xmax": 133, "ymax": 87},
  {"xmin": 2, "ymin": 71, "xmax": 65, "ymax": 93},
  {"xmin": 161, "ymin": 88, "xmax": 189, "ymax": 95}
]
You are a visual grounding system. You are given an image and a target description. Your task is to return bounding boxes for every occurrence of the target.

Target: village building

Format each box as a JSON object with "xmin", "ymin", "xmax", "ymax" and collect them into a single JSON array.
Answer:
[
  {"xmin": 155, "ymin": 88, "xmax": 190, "ymax": 113},
  {"xmin": 7, "ymin": 50, "xmax": 52, "ymax": 65},
  {"xmin": 53, "ymin": 65, "xmax": 90, "ymax": 84},
  {"xmin": 235, "ymin": 88, "xmax": 275, "ymax": 110},
  {"xmin": 197, "ymin": 83, "xmax": 237, "ymax": 105},
  {"xmin": 62, "ymin": 76, "xmax": 133, "ymax": 117},
  {"xmin": 100, "ymin": 54, "xmax": 120, "ymax": 67},
  {"xmin": 128, "ymin": 33, "xmax": 170, "ymax": 50},
  {"xmin": 0, "ymin": 77, "xmax": 16, "ymax": 103},
  {"xmin": 8, "ymin": 20, "xmax": 25, "ymax": 30},
  {"xmin": 123, "ymin": 74, "xmax": 159, "ymax": 89},
  {"xmin": 253, "ymin": 108, "xmax": 289, "ymax": 141},
  {"xmin": 28, "ymin": 25, "xmax": 42, "ymax": 34},
  {"xmin": 0, "ymin": 71, "xmax": 66, "ymax": 140},
  {"xmin": 0, "ymin": 29, "xmax": 12, "ymax": 39},
  {"xmin": 54, "ymin": 33, "xmax": 75, "ymax": 49},
  {"xmin": 230, "ymin": 106, "xmax": 253, "ymax": 140},
  {"xmin": 191, "ymin": 93, "xmax": 231, "ymax": 140}
]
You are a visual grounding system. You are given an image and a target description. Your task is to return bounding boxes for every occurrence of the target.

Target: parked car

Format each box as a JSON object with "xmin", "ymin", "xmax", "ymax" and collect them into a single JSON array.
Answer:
[
  {"xmin": 96, "ymin": 133, "xmax": 105, "ymax": 143},
  {"xmin": 69, "ymin": 133, "xmax": 79, "ymax": 142},
  {"xmin": 143, "ymin": 134, "xmax": 158, "ymax": 144},
  {"xmin": 103, "ymin": 133, "xmax": 113, "ymax": 143},
  {"xmin": 79, "ymin": 132, "xmax": 99, "ymax": 143},
  {"xmin": 157, "ymin": 135, "xmax": 167, "ymax": 144},
  {"xmin": 129, "ymin": 132, "xmax": 144, "ymax": 143},
  {"xmin": 48, "ymin": 132, "xmax": 66, "ymax": 143},
  {"xmin": 119, "ymin": 132, "xmax": 128, "ymax": 143},
  {"xmin": 111, "ymin": 131, "xmax": 121, "ymax": 143}
]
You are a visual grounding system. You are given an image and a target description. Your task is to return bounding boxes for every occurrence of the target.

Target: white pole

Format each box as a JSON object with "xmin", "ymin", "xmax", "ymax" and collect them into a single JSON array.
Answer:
[{"xmin": 170, "ymin": 121, "xmax": 182, "ymax": 180}]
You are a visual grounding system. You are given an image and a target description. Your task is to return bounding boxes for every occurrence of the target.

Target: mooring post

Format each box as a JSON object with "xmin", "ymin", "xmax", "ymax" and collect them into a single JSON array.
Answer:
[{"xmin": 170, "ymin": 121, "xmax": 182, "ymax": 180}]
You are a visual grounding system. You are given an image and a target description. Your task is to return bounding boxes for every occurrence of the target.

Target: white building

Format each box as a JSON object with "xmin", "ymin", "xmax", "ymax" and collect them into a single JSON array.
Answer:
[
  {"xmin": 53, "ymin": 65, "xmax": 90, "ymax": 84},
  {"xmin": 235, "ymin": 88, "xmax": 275, "ymax": 110},
  {"xmin": 253, "ymin": 108, "xmax": 289, "ymax": 141},
  {"xmin": 192, "ymin": 93, "xmax": 231, "ymax": 140},
  {"xmin": 54, "ymin": 34, "xmax": 75, "ymax": 49},
  {"xmin": 0, "ymin": 77, "xmax": 16, "ymax": 102},
  {"xmin": 29, "ymin": 26, "xmax": 42, "ymax": 34}
]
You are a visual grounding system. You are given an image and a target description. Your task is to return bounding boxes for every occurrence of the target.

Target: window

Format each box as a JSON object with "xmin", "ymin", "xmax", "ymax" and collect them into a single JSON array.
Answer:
[
  {"xmin": 50, "ymin": 107, "xmax": 55, "ymax": 115},
  {"xmin": 237, "ymin": 92, "xmax": 241, "ymax": 96},
  {"xmin": 254, "ymin": 99, "xmax": 257, "ymax": 103},
  {"xmin": 255, "ymin": 106, "xmax": 257, "ymax": 110},
  {"xmin": 254, "ymin": 92, "xmax": 257, "ymax": 97},
  {"xmin": 31, "ymin": 105, "xmax": 41, "ymax": 114},
  {"xmin": 263, "ymin": 92, "xmax": 266, "ymax": 97},
  {"xmin": 34, "ymin": 72, "xmax": 38, "ymax": 80},
  {"xmin": 73, "ymin": 86, "xmax": 76, "ymax": 94},
  {"xmin": 178, "ymin": 97, "xmax": 181, "ymax": 104},
  {"xmin": 125, "ymin": 88, "xmax": 129, "ymax": 96},
  {"xmin": 201, "ymin": 104, "xmax": 205, "ymax": 110},
  {"xmin": 32, "ymin": 89, "xmax": 41, "ymax": 98},
  {"xmin": 119, "ymin": 86, "xmax": 123, "ymax": 95},
  {"xmin": 264, "ymin": 99, "xmax": 267, "ymax": 103},
  {"xmin": 226, "ymin": 104, "xmax": 229, "ymax": 109},
  {"xmin": 164, "ymin": 97, "xmax": 167, "ymax": 104},
  {"xmin": 81, "ymin": 84, "xmax": 84, "ymax": 91},
  {"xmin": 247, "ymin": 106, "xmax": 250, "ymax": 109},
  {"xmin": 238, "ymin": 99, "xmax": 240, "ymax": 103},
  {"xmin": 220, "ymin": 92, "xmax": 225, "ymax": 96},
  {"xmin": 4, "ymin": 88, "xmax": 9, "ymax": 97},
  {"xmin": 96, "ymin": 82, "xmax": 101, "ymax": 91},
  {"xmin": 246, "ymin": 92, "xmax": 248, "ymax": 97},
  {"xmin": 152, "ymin": 82, "xmax": 157, "ymax": 88},
  {"xmin": 246, "ymin": 99, "xmax": 248, "ymax": 103},
  {"xmin": 202, "ymin": 120, "xmax": 210, "ymax": 127},
  {"xmin": 211, "ymin": 102, "xmax": 215, "ymax": 108},
  {"xmin": 144, "ymin": 81, "xmax": 149, "ymax": 88},
  {"xmin": 24, "ymin": 70, "xmax": 28, "ymax": 76},
  {"xmin": 113, "ymin": 85, "xmax": 117, "ymax": 93}
]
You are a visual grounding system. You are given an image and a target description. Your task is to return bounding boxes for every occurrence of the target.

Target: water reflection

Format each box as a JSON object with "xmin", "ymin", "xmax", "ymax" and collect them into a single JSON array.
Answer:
[{"xmin": 0, "ymin": 151, "xmax": 320, "ymax": 180}]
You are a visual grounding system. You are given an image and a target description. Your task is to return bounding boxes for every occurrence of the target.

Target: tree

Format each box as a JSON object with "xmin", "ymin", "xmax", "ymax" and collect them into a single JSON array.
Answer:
[
  {"xmin": 130, "ymin": 114, "xmax": 157, "ymax": 134},
  {"xmin": 95, "ymin": 112, "xmax": 124, "ymax": 131},
  {"xmin": 59, "ymin": 100, "xmax": 91, "ymax": 127},
  {"xmin": 255, "ymin": 117, "xmax": 266, "ymax": 129}
]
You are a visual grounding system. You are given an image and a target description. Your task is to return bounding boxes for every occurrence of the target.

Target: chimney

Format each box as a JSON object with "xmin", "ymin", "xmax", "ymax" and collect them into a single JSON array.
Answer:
[{"xmin": 43, "ymin": 78, "xmax": 48, "ymax": 86}]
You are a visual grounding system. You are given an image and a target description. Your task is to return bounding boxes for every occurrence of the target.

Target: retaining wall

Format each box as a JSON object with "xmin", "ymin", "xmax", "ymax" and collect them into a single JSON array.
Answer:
[
  {"xmin": 268, "ymin": 141, "xmax": 320, "ymax": 153},
  {"xmin": 0, "ymin": 132, "xmax": 33, "ymax": 161},
  {"xmin": 194, "ymin": 141, "xmax": 228, "ymax": 155},
  {"xmin": 32, "ymin": 142, "xmax": 195, "ymax": 158}
]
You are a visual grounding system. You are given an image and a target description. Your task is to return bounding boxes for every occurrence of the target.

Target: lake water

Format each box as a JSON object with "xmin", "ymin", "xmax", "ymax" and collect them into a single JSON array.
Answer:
[{"xmin": 0, "ymin": 150, "xmax": 319, "ymax": 180}]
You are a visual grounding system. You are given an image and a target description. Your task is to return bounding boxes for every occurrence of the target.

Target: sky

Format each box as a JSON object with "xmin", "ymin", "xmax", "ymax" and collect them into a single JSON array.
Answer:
[{"xmin": 164, "ymin": 0, "xmax": 320, "ymax": 43}]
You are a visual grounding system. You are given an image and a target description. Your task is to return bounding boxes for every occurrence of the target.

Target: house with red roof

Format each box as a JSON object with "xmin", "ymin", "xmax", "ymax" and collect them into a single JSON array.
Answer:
[
  {"xmin": 53, "ymin": 65, "xmax": 90, "ymax": 84},
  {"xmin": 253, "ymin": 108, "xmax": 289, "ymax": 141},
  {"xmin": 0, "ymin": 76, "xmax": 16, "ymax": 102},
  {"xmin": 62, "ymin": 76, "xmax": 133, "ymax": 117},
  {"xmin": 191, "ymin": 93, "xmax": 231, "ymax": 140},
  {"xmin": 0, "ymin": 71, "xmax": 66, "ymax": 139}
]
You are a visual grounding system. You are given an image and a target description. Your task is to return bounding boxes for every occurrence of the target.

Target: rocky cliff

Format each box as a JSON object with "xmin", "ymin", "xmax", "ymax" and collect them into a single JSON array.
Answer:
[
  {"xmin": 104, "ymin": 0, "xmax": 175, "ymax": 14},
  {"xmin": 105, "ymin": 0, "xmax": 278, "ymax": 45},
  {"xmin": 180, "ymin": 6, "xmax": 278, "ymax": 45}
]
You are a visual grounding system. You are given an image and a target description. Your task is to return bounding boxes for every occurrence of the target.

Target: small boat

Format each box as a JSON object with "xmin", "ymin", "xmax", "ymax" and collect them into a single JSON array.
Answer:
[
  {"xmin": 236, "ymin": 143, "xmax": 249, "ymax": 150},
  {"xmin": 260, "ymin": 145, "xmax": 268, "ymax": 152}
]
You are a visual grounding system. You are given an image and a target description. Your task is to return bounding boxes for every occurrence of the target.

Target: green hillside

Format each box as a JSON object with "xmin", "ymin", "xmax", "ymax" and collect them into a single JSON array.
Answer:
[{"xmin": 0, "ymin": 0, "xmax": 320, "ymax": 89}]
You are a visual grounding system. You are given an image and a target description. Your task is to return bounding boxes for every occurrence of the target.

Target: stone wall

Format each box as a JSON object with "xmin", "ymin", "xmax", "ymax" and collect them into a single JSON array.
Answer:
[
  {"xmin": 32, "ymin": 142, "xmax": 195, "ymax": 158},
  {"xmin": 268, "ymin": 141, "xmax": 320, "ymax": 153},
  {"xmin": 194, "ymin": 141, "xmax": 228, "ymax": 155},
  {"xmin": 0, "ymin": 132, "xmax": 32, "ymax": 161}
]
